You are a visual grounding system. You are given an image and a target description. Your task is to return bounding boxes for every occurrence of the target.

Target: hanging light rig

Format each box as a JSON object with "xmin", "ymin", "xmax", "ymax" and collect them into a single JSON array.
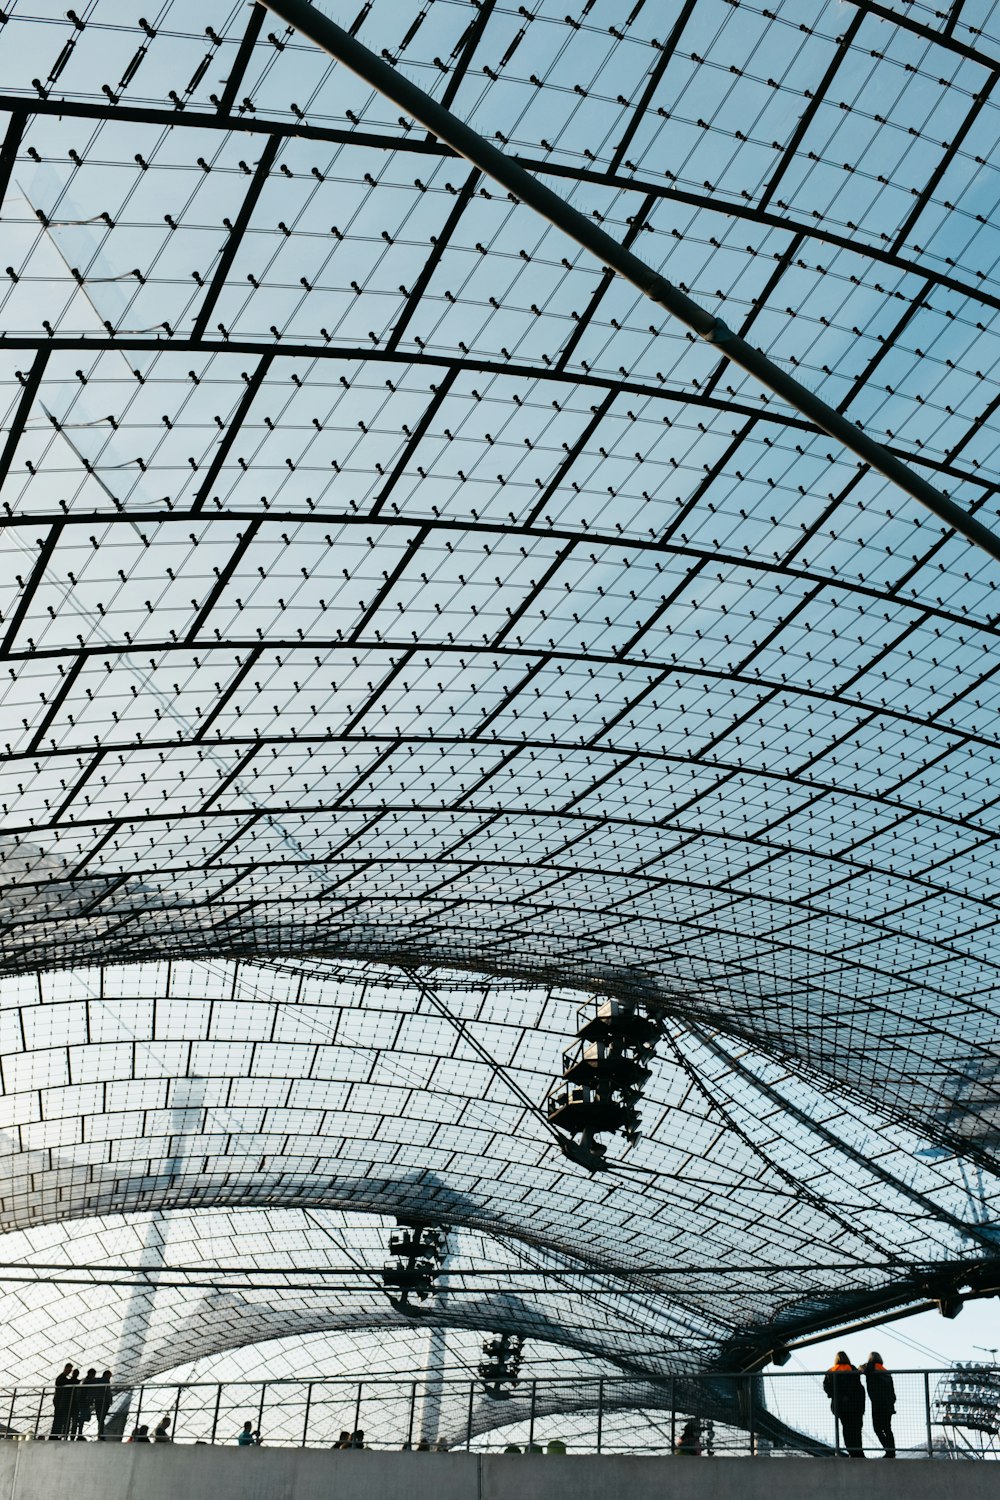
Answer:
[
  {"xmin": 547, "ymin": 998, "xmax": 665, "ymax": 1171},
  {"xmin": 478, "ymin": 1332, "xmax": 526, "ymax": 1400},
  {"xmin": 382, "ymin": 1219, "xmax": 449, "ymax": 1314}
]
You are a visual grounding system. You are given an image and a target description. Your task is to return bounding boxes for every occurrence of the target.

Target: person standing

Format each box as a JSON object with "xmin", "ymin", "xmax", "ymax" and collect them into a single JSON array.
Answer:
[
  {"xmin": 50, "ymin": 1363, "xmax": 73, "ymax": 1440},
  {"xmin": 236, "ymin": 1421, "xmax": 261, "ymax": 1446},
  {"xmin": 823, "ymin": 1351, "xmax": 866, "ymax": 1457},
  {"xmin": 153, "ymin": 1416, "xmax": 172, "ymax": 1442},
  {"xmin": 861, "ymin": 1352, "xmax": 896, "ymax": 1458},
  {"xmin": 674, "ymin": 1419, "xmax": 702, "ymax": 1456},
  {"xmin": 93, "ymin": 1370, "xmax": 112, "ymax": 1441},
  {"xmin": 66, "ymin": 1368, "xmax": 82, "ymax": 1440},
  {"xmin": 74, "ymin": 1369, "xmax": 98, "ymax": 1440}
]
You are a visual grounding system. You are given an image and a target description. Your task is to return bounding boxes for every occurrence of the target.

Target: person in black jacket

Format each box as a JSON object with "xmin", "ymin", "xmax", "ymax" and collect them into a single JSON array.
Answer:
[
  {"xmin": 50, "ymin": 1363, "xmax": 73, "ymax": 1440},
  {"xmin": 66, "ymin": 1368, "xmax": 81, "ymax": 1440},
  {"xmin": 93, "ymin": 1370, "xmax": 113, "ymax": 1441},
  {"xmin": 674, "ymin": 1419, "xmax": 702, "ymax": 1456},
  {"xmin": 823, "ymin": 1350, "xmax": 866, "ymax": 1457},
  {"xmin": 861, "ymin": 1352, "xmax": 896, "ymax": 1458},
  {"xmin": 74, "ymin": 1369, "xmax": 98, "ymax": 1440}
]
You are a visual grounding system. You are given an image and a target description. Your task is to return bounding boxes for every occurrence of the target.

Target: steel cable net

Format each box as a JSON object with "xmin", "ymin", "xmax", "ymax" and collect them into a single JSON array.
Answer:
[
  {"xmin": 0, "ymin": 0, "xmax": 998, "ymax": 1441},
  {"xmin": 0, "ymin": 955, "xmax": 995, "ymax": 1410}
]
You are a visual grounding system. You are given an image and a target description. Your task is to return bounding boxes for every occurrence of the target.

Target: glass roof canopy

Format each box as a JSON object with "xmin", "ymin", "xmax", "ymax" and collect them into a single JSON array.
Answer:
[{"xmin": 0, "ymin": 0, "xmax": 997, "ymax": 1417}]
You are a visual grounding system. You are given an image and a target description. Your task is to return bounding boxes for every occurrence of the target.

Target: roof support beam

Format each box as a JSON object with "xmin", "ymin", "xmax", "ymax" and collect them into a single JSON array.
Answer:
[
  {"xmin": 0, "ymin": 106, "xmax": 26, "ymax": 217},
  {"xmin": 840, "ymin": 0, "xmax": 995, "ymax": 69},
  {"xmin": 215, "ymin": 3, "xmax": 267, "ymax": 115},
  {"xmin": 890, "ymin": 69, "xmax": 998, "ymax": 254},
  {"xmin": 607, "ymin": 0, "xmax": 696, "ymax": 176},
  {"xmin": 0, "ymin": 520, "xmax": 60, "ymax": 656},
  {"xmin": 369, "ymin": 367, "xmax": 457, "ymax": 517},
  {"xmin": 190, "ymin": 353, "xmax": 272, "ymax": 514},
  {"xmin": 555, "ymin": 191, "xmax": 656, "ymax": 372},
  {"xmin": 944, "ymin": 0, "xmax": 968, "ymax": 38},
  {"xmin": 0, "ymin": 350, "xmax": 49, "ymax": 495},
  {"xmin": 259, "ymin": 0, "xmax": 1000, "ymax": 568},
  {"xmin": 385, "ymin": 167, "xmax": 479, "ymax": 353},
  {"xmin": 756, "ymin": 12, "xmax": 864, "ymax": 214},
  {"xmin": 439, "ymin": 0, "xmax": 496, "ymax": 114},
  {"xmin": 191, "ymin": 137, "xmax": 280, "ymax": 341}
]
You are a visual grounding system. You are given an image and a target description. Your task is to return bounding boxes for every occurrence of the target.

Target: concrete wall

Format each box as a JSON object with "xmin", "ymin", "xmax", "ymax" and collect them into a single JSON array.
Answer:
[
  {"xmin": 1, "ymin": 1440, "xmax": 1000, "ymax": 1500},
  {"xmin": 0, "ymin": 1445, "xmax": 997, "ymax": 1500}
]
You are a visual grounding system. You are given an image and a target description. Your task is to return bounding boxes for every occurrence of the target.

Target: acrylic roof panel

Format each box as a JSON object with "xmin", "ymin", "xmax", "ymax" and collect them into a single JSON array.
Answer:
[{"xmin": 0, "ymin": 0, "xmax": 996, "ymax": 1370}]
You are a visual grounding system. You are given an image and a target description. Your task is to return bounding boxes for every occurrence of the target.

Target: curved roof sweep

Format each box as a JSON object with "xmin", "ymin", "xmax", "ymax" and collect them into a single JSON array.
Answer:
[
  {"xmin": 0, "ymin": 957, "xmax": 996, "ymax": 1394},
  {"xmin": 0, "ymin": 0, "xmax": 998, "ymax": 1425}
]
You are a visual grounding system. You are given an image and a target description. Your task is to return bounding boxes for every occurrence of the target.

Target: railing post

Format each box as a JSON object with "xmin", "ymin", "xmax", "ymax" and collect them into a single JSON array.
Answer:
[
  {"xmin": 302, "ymin": 1382, "xmax": 313, "ymax": 1447},
  {"xmin": 211, "ymin": 1384, "xmax": 222, "ymax": 1445},
  {"xmin": 670, "ymin": 1377, "xmax": 675, "ymax": 1456},
  {"xmin": 749, "ymin": 1375, "xmax": 756, "ymax": 1456},
  {"xmin": 33, "ymin": 1388, "xmax": 45, "ymax": 1441},
  {"xmin": 6, "ymin": 1388, "xmax": 15, "ymax": 1440},
  {"xmin": 596, "ymin": 1377, "xmax": 603, "ymax": 1454},
  {"xmin": 353, "ymin": 1381, "xmax": 362, "ymax": 1437},
  {"xmin": 407, "ymin": 1381, "xmax": 416, "ymax": 1449},
  {"xmin": 924, "ymin": 1372, "xmax": 933, "ymax": 1457},
  {"xmin": 466, "ymin": 1380, "xmax": 475, "ymax": 1451},
  {"xmin": 171, "ymin": 1384, "xmax": 181, "ymax": 1442},
  {"xmin": 134, "ymin": 1384, "xmax": 144, "ymax": 1437},
  {"xmin": 257, "ymin": 1382, "xmax": 266, "ymax": 1443},
  {"xmin": 528, "ymin": 1379, "xmax": 537, "ymax": 1449}
]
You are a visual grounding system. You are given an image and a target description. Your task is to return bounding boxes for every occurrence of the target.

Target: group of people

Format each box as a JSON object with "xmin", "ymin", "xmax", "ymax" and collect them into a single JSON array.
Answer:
[
  {"xmin": 332, "ymin": 1429, "xmax": 367, "ymax": 1448},
  {"xmin": 127, "ymin": 1416, "xmax": 172, "ymax": 1443},
  {"xmin": 671, "ymin": 1350, "xmax": 896, "ymax": 1460},
  {"xmin": 823, "ymin": 1351, "xmax": 896, "ymax": 1458},
  {"xmin": 50, "ymin": 1365, "xmax": 113, "ymax": 1441},
  {"xmin": 49, "ymin": 1350, "xmax": 895, "ymax": 1458}
]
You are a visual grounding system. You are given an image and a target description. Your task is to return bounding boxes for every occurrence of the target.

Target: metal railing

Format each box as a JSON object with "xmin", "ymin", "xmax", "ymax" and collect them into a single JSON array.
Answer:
[{"xmin": 2, "ymin": 1369, "xmax": 991, "ymax": 1458}]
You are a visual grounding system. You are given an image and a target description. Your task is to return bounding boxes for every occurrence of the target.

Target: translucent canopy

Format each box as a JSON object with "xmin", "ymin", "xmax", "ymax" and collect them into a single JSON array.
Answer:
[
  {"xmin": 0, "ymin": 0, "xmax": 998, "ymax": 1402},
  {"xmin": 0, "ymin": 957, "xmax": 996, "ymax": 1391}
]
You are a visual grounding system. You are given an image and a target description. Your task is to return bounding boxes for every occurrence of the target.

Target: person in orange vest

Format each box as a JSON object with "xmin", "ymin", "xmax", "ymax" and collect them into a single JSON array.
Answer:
[
  {"xmin": 823, "ymin": 1351, "xmax": 866, "ymax": 1457},
  {"xmin": 861, "ymin": 1352, "xmax": 896, "ymax": 1458}
]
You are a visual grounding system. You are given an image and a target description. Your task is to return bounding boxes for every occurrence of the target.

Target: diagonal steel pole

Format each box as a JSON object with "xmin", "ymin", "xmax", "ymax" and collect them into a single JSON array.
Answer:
[{"xmin": 259, "ymin": 0, "xmax": 1000, "ymax": 566}]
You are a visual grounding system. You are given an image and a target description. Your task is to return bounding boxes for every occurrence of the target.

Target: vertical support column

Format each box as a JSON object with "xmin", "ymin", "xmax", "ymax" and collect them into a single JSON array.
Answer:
[
  {"xmin": 302, "ymin": 1382, "xmax": 313, "ymax": 1447},
  {"xmin": 670, "ymin": 1377, "xmax": 676, "ymax": 1455},
  {"xmin": 596, "ymin": 1377, "xmax": 604, "ymax": 1454}
]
